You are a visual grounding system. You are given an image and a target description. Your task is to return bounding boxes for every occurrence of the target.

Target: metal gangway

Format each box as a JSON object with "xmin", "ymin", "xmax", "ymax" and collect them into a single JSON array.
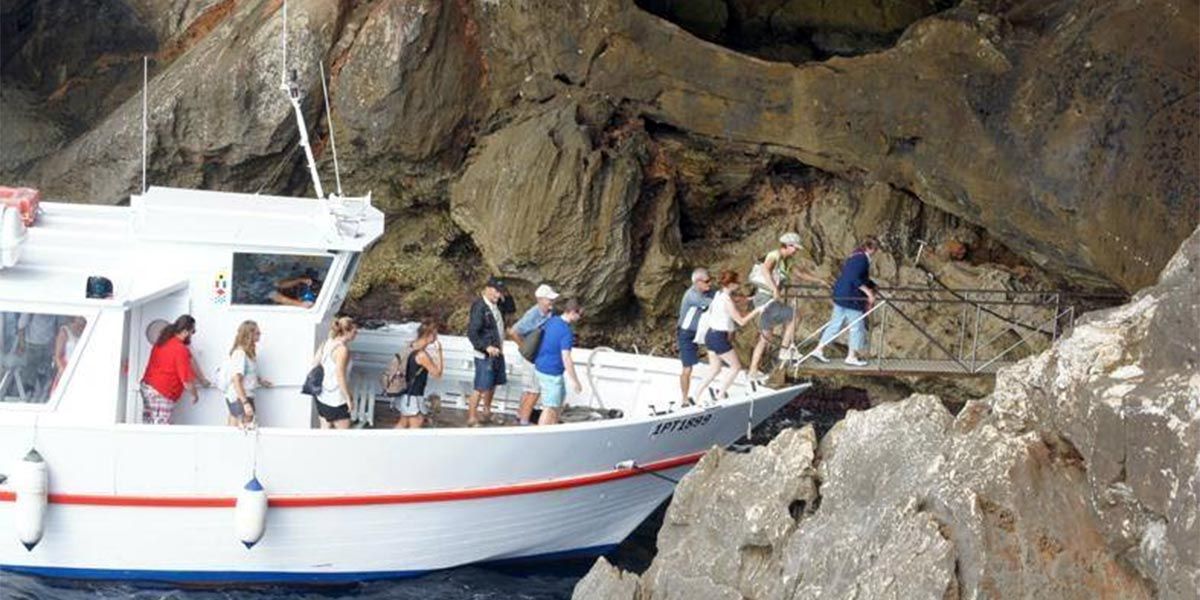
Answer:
[{"xmin": 771, "ymin": 283, "xmax": 1123, "ymax": 378}]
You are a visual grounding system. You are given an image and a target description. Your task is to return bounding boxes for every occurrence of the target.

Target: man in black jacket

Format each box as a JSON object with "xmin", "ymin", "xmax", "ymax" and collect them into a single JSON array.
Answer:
[{"xmin": 467, "ymin": 277, "xmax": 509, "ymax": 426}]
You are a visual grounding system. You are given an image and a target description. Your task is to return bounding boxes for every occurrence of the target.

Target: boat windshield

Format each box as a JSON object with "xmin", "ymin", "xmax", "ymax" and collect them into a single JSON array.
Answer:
[{"xmin": 1, "ymin": 310, "xmax": 88, "ymax": 404}]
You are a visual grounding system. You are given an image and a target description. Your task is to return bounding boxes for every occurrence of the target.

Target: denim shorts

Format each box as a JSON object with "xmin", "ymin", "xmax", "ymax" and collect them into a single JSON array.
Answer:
[
  {"xmin": 473, "ymin": 356, "xmax": 508, "ymax": 392},
  {"xmin": 536, "ymin": 371, "xmax": 566, "ymax": 408},
  {"xmin": 704, "ymin": 329, "xmax": 734, "ymax": 354},
  {"xmin": 678, "ymin": 328, "xmax": 701, "ymax": 367}
]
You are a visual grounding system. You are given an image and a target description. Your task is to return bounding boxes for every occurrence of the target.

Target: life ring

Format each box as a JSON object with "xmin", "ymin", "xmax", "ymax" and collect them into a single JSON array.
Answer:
[{"xmin": 0, "ymin": 187, "xmax": 40, "ymax": 227}]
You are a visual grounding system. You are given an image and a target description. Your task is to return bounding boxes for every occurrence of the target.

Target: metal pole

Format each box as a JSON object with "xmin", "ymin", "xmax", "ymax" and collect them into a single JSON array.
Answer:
[
  {"xmin": 1052, "ymin": 293, "xmax": 1061, "ymax": 340},
  {"xmin": 970, "ymin": 304, "xmax": 982, "ymax": 373},
  {"xmin": 957, "ymin": 304, "xmax": 967, "ymax": 360},
  {"xmin": 141, "ymin": 56, "xmax": 148, "ymax": 194},
  {"xmin": 877, "ymin": 303, "xmax": 888, "ymax": 372}
]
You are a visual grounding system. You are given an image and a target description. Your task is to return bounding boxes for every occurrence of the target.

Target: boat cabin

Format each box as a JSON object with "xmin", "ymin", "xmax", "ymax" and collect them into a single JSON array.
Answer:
[{"xmin": 0, "ymin": 186, "xmax": 383, "ymax": 428}]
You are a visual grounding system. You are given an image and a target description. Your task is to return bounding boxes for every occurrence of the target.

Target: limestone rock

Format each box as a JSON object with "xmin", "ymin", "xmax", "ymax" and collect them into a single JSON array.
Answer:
[
  {"xmin": 781, "ymin": 396, "xmax": 957, "ymax": 599},
  {"xmin": 449, "ymin": 99, "xmax": 647, "ymax": 312},
  {"xmin": 577, "ymin": 226, "xmax": 1199, "ymax": 600},
  {"xmin": 573, "ymin": 556, "xmax": 640, "ymax": 600},
  {"xmin": 640, "ymin": 426, "xmax": 819, "ymax": 600}
]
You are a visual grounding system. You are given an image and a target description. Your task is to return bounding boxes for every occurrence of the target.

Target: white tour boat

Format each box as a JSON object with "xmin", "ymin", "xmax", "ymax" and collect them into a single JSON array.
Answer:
[
  {"xmin": 0, "ymin": 188, "xmax": 805, "ymax": 583},
  {"xmin": 0, "ymin": 5, "xmax": 806, "ymax": 581}
]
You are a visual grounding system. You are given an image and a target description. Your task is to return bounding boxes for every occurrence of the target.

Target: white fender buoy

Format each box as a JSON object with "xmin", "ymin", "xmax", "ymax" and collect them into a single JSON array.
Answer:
[
  {"xmin": 235, "ymin": 477, "xmax": 268, "ymax": 549},
  {"xmin": 13, "ymin": 448, "xmax": 48, "ymax": 551}
]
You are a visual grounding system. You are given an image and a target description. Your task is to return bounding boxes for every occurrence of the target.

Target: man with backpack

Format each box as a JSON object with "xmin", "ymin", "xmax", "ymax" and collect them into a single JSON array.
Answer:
[{"xmin": 509, "ymin": 284, "xmax": 560, "ymax": 425}]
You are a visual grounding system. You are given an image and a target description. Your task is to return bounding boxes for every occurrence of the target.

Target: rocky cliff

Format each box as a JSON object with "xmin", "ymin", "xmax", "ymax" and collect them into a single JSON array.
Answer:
[
  {"xmin": 1, "ymin": 0, "xmax": 1194, "ymax": 352},
  {"xmin": 573, "ymin": 226, "xmax": 1199, "ymax": 598}
]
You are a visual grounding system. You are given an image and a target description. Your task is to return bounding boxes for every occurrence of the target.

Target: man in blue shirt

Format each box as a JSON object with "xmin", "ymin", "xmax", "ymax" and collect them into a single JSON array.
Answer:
[
  {"xmin": 813, "ymin": 236, "xmax": 879, "ymax": 366},
  {"xmin": 508, "ymin": 283, "xmax": 560, "ymax": 425},
  {"xmin": 676, "ymin": 268, "xmax": 713, "ymax": 404},
  {"xmin": 533, "ymin": 299, "xmax": 583, "ymax": 425}
]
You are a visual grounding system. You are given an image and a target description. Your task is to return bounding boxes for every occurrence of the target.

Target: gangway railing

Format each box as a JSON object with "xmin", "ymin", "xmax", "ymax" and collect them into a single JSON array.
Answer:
[{"xmin": 773, "ymin": 284, "xmax": 1124, "ymax": 377}]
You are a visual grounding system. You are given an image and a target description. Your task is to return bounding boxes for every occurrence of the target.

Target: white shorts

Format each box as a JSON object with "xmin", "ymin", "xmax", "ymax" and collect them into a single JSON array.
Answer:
[
  {"xmin": 398, "ymin": 395, "xmax": 429, "ymax": 417},
  {"xmin": 522, "ymin": 361, "xmax": 540, "ymax": 394}
]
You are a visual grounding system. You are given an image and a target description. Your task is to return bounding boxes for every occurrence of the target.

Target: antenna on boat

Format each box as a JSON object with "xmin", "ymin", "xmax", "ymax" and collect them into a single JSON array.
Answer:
[
  {"xmin": 318, "ymin": 61, "xmax": 343, "ymax": 197},
  {"xmin": 141, "ymin": 56, "xmax": 148, "ymax": 194},
  {"xmin": 279, "ymin": 0, "xmax": 326, "ymax": 200}
]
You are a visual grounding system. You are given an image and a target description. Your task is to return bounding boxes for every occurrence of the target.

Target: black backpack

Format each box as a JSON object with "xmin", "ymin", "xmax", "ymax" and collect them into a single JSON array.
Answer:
[{"xmin": 301, "ymin": 364, "xmax": 324, "ymax": 398}]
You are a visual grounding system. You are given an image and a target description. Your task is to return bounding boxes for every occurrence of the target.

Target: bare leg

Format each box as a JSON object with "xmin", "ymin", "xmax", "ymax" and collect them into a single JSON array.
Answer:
[
  {"xmin": 411, "ymin": 414, "xmax": 425, "ymax": 429},
  {"xmin": 518, "ymin": 392, "xmax": 539, "ymax": 423},
  {"xmin": 319, "ymin": 417, "xmax": 330, "ymax": 430},
  {"xmin": 538, "ymin": 407, "xmax": 560, "ymax": 425},
  {"xmin": 749, "ymin": 332, "xmax": 769, "ymax": 376},
  {"xmin": 679, "ymin": 366, "xmax": 693, "ymax": 404},
  {"xmin": 467, "ymin": 390, "xmax": 482, "ymax": 425},
  {"xmin": 782, "ymin": 313, "xmax": 797, "ymax": 348},
  {"xmin": 333, "ymin": 418, "xmax": 351, "ymax": 430},
  {"xmin": 480, "ymin": 389, "xmax": 495, "ymax": 421},
  {"xmin": 716, "ymin": 350, "xmax": 742, "ymax": 397},
  {"xmin": 693, "ymin": 350, "xmax": 723, "ymax": 401}
]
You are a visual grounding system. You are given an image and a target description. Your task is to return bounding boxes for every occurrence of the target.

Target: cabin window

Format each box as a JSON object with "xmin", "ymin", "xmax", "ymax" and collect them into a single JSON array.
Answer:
[
  {"xmin": 230, "ymin": 253, "xmax": 334, "ymax": 308},
  {"xmin": 0, "ymin": 311, "xmax": 88, "ymax": 404}
]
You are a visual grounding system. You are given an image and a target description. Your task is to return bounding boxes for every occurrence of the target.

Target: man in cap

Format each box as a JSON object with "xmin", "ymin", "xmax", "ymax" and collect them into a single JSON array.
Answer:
[
  {"xmin": 466, "ymin": 277, "xmax": 509, "ymax": 426},
  {"xmin": 748, "ymin": 232, "xmax": 827, "ymax": 381},
  {"xmin": 509, "ymin": 283, "xmax": 560, "ymax": 424},
  {"xmin": 677, "ymin": 268, "xmax": 714, "ymax": 404}
]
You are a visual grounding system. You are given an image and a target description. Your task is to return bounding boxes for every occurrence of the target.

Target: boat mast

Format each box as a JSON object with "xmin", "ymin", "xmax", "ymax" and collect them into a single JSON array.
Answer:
[{"xmin": 280, "ymin": 0, "xmax": 326, "ymax": 200}]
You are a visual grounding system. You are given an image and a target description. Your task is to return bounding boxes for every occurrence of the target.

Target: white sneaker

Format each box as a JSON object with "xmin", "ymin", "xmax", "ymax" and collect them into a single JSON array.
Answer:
[
  {"xmin": 844, "ymin": 357, "xmax": 868, "ymax": 367},
  {"xmin": 748, "ymin": 371, "xmax": 769, "ymax": 384},
  {"xmin": 810, "ymin": 349, "xmax": 830, "ymax": 363},
  {"xmin": 777, "ymin": 347, "xmax": 796, "ymax": 362}
]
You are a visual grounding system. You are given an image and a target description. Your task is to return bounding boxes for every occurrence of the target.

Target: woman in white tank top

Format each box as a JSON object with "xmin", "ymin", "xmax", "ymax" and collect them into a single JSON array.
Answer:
[
  {"xmin": 694, "ymin": 270, "xmax": 766, "ymax": 404},
  {"xmin": 50, "ymin": 316, "xmax": 87, "ymax": 393},
  {"xmin": 313, "ymin": 316, "xmax": 357, "ymax": 429}
]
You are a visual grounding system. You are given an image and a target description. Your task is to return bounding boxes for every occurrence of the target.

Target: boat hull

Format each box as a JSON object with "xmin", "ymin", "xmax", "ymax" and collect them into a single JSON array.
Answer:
[{"xmin": 0, "ymin": 387, "xmax": 802, "ymax": 583}]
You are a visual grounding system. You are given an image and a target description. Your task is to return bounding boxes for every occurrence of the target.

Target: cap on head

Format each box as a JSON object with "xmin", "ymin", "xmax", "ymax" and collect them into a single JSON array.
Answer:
[
  {"xmin": 485, "ymin": 276, "xmax": 507, "ymax": 292},
  {"xmin": 779, "ymin": 232, "xmax": 802, "ymax": 248},
  {"xmin": 534, "ymin": 284, "xmax": 560, "ymax": 300}
]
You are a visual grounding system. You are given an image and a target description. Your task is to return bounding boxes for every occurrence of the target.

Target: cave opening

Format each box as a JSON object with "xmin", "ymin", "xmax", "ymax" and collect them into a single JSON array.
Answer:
[{"xmin": 635, "ymin": 0, "xmax": 957, "ymax": 63}]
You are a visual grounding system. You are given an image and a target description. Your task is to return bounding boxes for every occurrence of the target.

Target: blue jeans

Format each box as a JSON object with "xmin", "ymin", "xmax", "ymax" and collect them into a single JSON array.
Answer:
[{"xmin": 818, "ymin": 305, "xmax": 868, "ymax": 352}]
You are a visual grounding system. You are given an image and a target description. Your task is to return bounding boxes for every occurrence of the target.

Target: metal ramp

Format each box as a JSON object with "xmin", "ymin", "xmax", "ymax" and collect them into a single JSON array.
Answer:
[
  {"xmin": 789, "ymin": 358, "xmax": 1011, "ymax": 377},
  {"xmin": 768, "ymin": 284, "xmax": 1124, "ymax": 379}
]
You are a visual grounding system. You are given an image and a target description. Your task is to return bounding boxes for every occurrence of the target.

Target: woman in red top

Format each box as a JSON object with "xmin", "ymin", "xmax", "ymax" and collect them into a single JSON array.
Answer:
[{"xmin": 141, "ymin": 315, "xmax": 199, "ymax": 424}]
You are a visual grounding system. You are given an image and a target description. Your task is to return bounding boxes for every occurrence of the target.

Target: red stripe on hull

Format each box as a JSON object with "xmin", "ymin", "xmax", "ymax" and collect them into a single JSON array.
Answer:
[{"xmin": 0, "ymin": 452, "xmax": 705, "ymax": 508}]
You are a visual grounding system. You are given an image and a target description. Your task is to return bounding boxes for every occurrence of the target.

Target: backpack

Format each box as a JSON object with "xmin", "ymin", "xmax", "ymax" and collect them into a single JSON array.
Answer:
[
  {"xmin": 519, "ymin": 324, "xmax": 546, "ymax": 363},
  {"xmin": 380, "ymin": 343, "xmax": 420, "ymax": 396},
  {"xmin": 302, "ymin": 342, "xmax": 330, "ymax": 398}
]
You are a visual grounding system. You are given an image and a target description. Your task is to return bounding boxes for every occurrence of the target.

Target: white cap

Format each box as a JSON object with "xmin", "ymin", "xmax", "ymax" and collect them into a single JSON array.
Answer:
[
  {"xmin": 779, "ymin": 232, "xmax": 802, "ymax": 247},
  {"xmin": 534, "ymin": 284, "xmax": 560, "ymax": 300}
]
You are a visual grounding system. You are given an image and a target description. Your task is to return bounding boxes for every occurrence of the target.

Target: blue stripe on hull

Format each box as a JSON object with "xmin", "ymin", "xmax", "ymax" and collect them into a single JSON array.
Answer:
[{"xmin": 0, "ymin": 544, "xmax": 618, "ymax": 585}]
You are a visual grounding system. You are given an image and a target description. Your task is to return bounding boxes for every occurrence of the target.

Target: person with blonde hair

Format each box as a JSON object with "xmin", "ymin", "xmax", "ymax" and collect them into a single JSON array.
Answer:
[
  {"xmin": 223, "ymin": 320, "xmax": 273, "ymax": 428},
  {"xmin": 394, "ymin": 320, "xmax": 444, "ymax": 429},
  {"xmin": 313, "ymin": 316, "xmax": 357, "ymax": 429}
]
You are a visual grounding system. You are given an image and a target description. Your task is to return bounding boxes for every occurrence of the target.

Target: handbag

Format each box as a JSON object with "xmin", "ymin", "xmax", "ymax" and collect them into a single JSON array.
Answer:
[{"xmin": 519, "ymin": 325, "xmax": 546, "ymax": 363}]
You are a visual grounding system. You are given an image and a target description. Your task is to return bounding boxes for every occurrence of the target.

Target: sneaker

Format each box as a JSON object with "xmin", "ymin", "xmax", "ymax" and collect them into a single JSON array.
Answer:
[
  {"xmin": 748, "ymin": 371, "xmax": 769, "ymax": 384},
  {"xmin": 844, "ymin": 357, "xmax": 868, "ymax": 367},
  {"xmin": 810, "ymin": 349, "xmax": 830, "ymax": 363},
  {"xmin": 777, "ymin": 347, "xmax": 797, "ymax": 362}
]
